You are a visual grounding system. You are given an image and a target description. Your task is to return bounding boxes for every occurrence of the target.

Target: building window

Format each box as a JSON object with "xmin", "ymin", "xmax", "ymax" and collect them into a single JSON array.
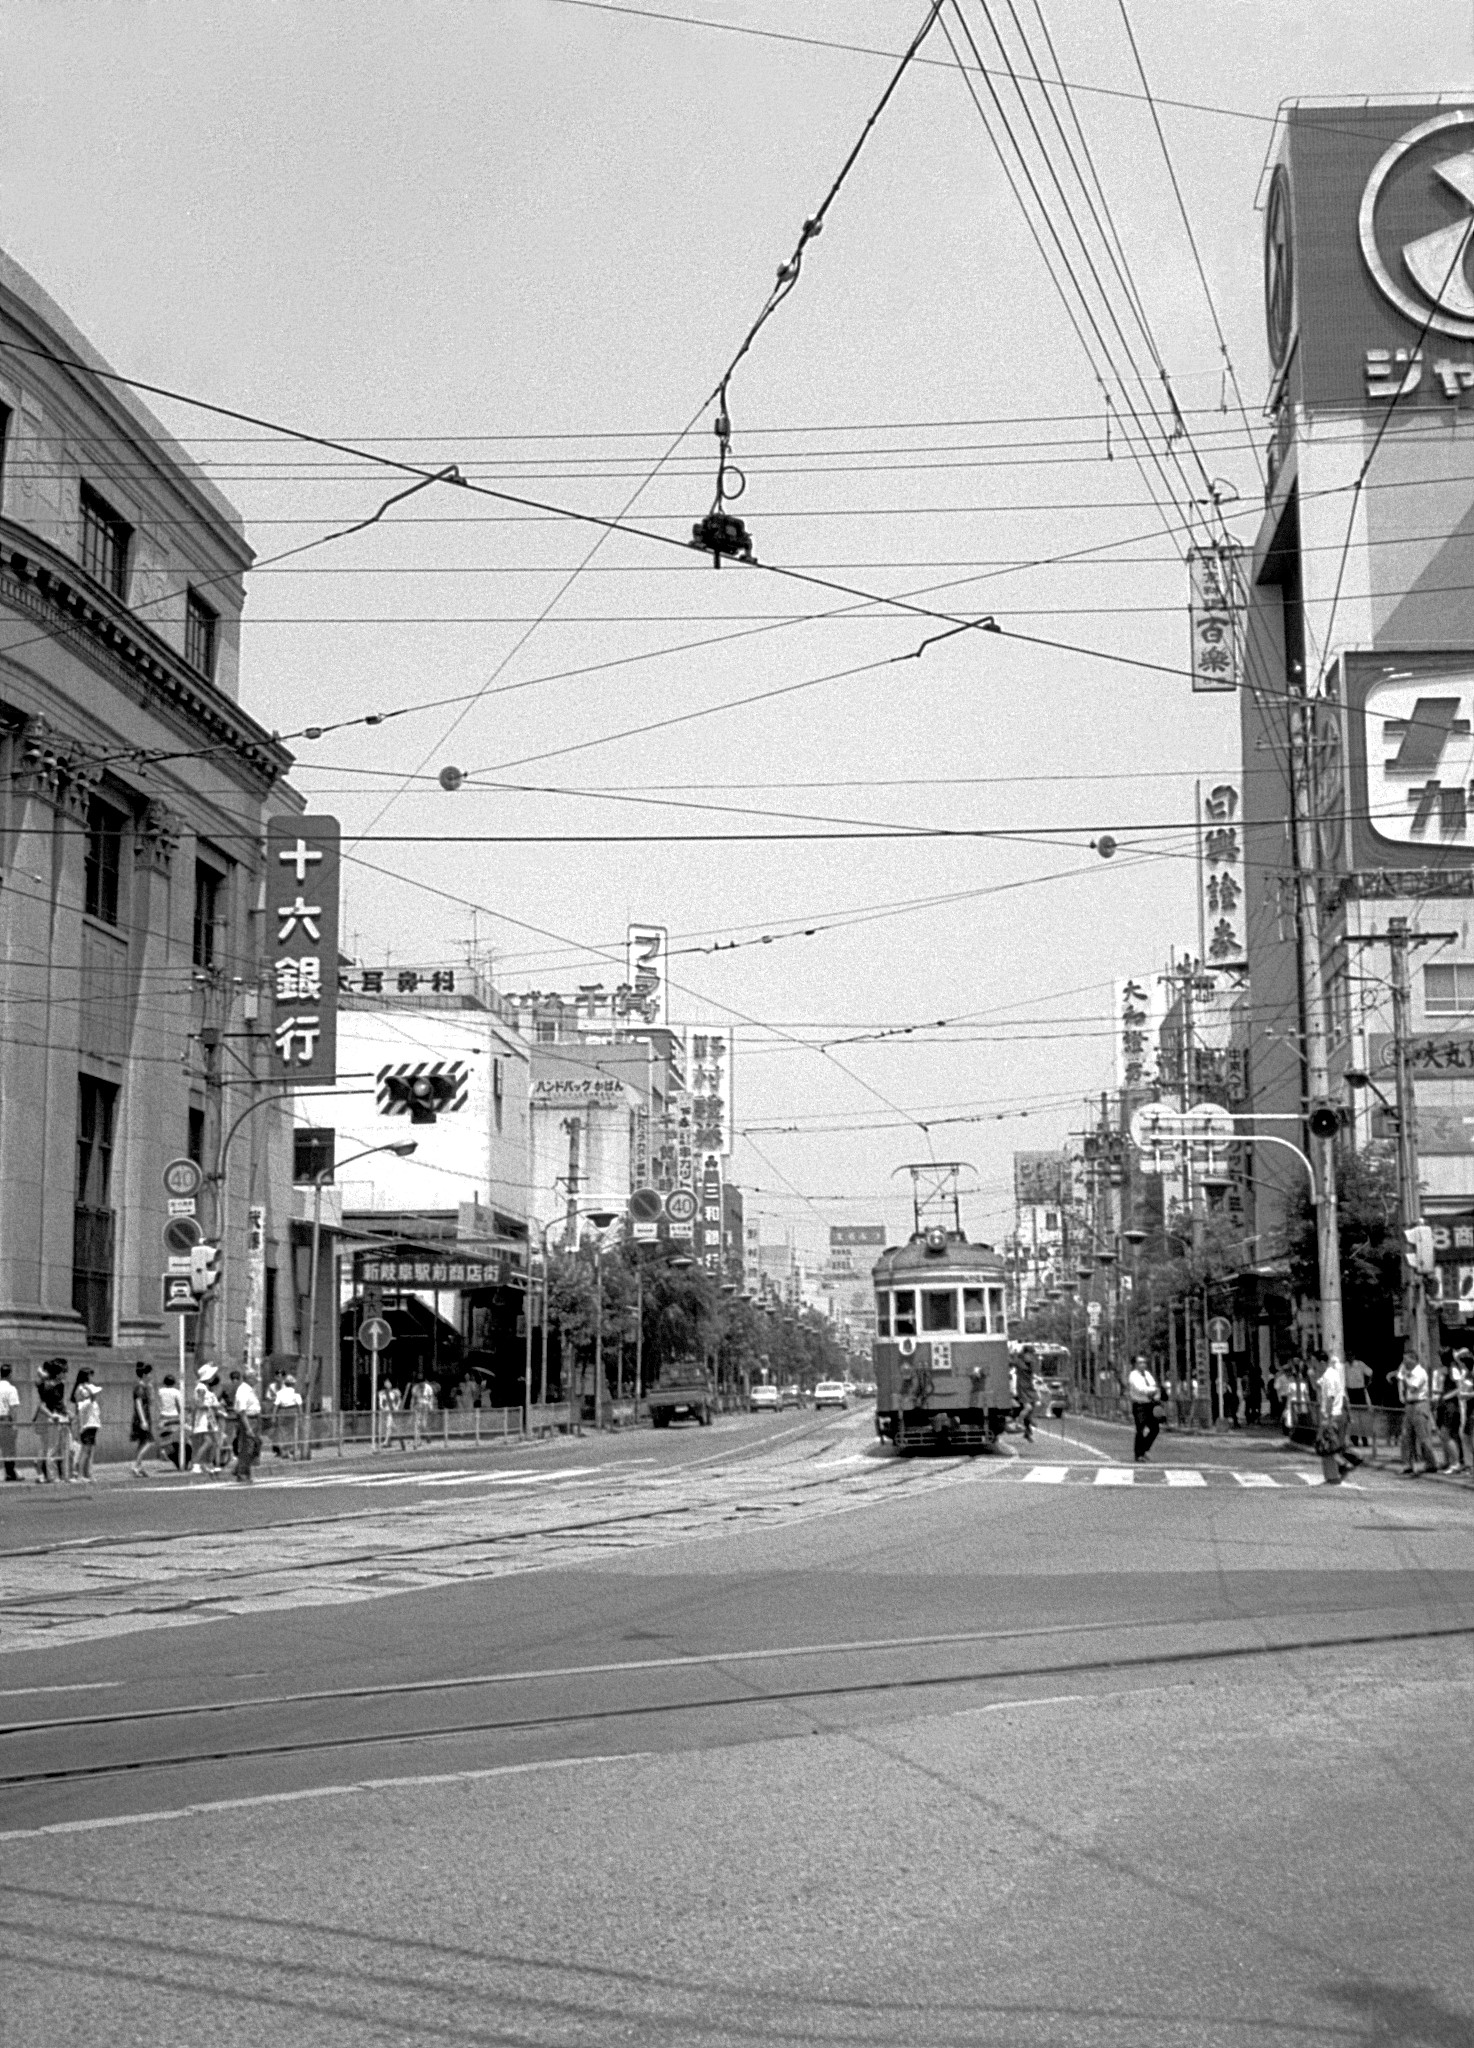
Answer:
[
  {"xmin": 188, "ymin": 1106, "xmax": 206, "ymax": 1166},
  {"xmin": 535, "ymin": 1019, "xmax": 558, "ymax": 1043},
  {"xmin": 192, "ymin": 863, "xmax": 221, "ymax": 969},
  {"xmin": 0, "ymin": 402, "xmax": 10, "ymax": 496},
  {"xmin": 293, "ymin": 1128, "xmax": 335, "ymax": 1184},
  {"xmin": 79, "ymin": 483, "xmax": 132, "ymax": 598},
  {"xmin": 1425, "ymin": 964, "xmax": 1474, "ymax": 1014},
  {"xmin": 73, "ymin": 1075, "xmax": 118, "ymax": 1343},
  {"xmin": 185, "ymin": 589, "xmax": 218, "ymax": 678},
  {"xmin": 84, "ymin": 797, "xmax": 124, "ymax": 925}
]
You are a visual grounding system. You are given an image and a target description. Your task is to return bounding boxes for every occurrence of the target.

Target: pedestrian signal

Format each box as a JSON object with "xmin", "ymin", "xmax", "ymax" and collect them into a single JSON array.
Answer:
[{"xmin": 189, "ymin": 1242, "xmax": 222, "ymax": 1296}]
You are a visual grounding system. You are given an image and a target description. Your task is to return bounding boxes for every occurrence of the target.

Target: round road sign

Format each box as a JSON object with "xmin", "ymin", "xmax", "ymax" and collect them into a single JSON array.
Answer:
[
  {"xmin": 629, "ymin": 1187, "xmax": 664, "ymax": 1224},
  {"xmin": 665, "ymin": 1188, "xmax": 698, "ymax": 1225},
  {"xmin": 357, "ymin": 1316, "xmax": 394, "ymax": 1353},
  {"xmin": 162, "ymin": 1214, "xmax": 204, "ymax": 1255},
  {"xmin": 1208, "ymin": 1316, "xmax": 1232, "ymax": 1348},
  {"xmin": 163, "ymin": 1157, "xmax": 203, "ymax": 1199}
]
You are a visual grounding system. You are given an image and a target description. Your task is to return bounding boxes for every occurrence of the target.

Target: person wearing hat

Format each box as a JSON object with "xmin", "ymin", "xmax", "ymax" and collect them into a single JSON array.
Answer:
[{"xmin": 190, "ymin": 1365, "xmax": 225, "ymax": 1476}]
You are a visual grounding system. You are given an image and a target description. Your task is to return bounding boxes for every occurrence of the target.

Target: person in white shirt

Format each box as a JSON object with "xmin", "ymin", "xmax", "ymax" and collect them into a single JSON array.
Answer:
[
  {"xmin": 69, "ymin": 1366, "xmax": 103, "ymax": 1482},
  {"xmin": 0, "ymin": 1364, "xmax": 21, "ymax": 1481},
  {"xmin": 1316, "ymin": 1355, "xmax": 1359, "ymax": 1479},
  {"xmin": 1396, "ymin": 1352, "xmax": 1439, "ymax": 1477},
  {"xmin": 229, "ymin": 1372, "xmax": 263, "ymax": 1483},
  {"xmin": 1127, "ymin": 1355, "xmax": 1161, "ymax": 1463},
  {"xmin": 156, "ymin": 1374, "xmax": 185, "ymax": 1473},
  {"xmin": 190, "ymin": 1366, "xmax": 225, "ymax": 1477},
  {"xmin": 271, "ymin": 1373, "xmax": 305, "ymax": 1460}
]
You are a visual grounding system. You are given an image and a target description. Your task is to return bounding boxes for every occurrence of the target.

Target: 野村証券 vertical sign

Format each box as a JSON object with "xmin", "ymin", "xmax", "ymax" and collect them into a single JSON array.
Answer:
[{"xmin": 267, "ymin": 814, "xmax": 340, "ymax": 1087}]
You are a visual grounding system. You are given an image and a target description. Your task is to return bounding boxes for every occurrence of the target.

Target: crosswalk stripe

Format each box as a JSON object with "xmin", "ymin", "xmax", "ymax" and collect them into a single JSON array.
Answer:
[
  {"xmin": 1094, "ymin": 1468, "xmax": 1135, "ymax": 1486},
  {"xmin": 1022, "ymin": 1465, "xmax": 1070, "ymax": 1483},
  {"xmin": 1162, "ymin": 1469, "xmax": 1207, "ymax": 1487},
  {"xmin": 1233, "ymin": 1472, "xmax": 1278, "ymax": 1488}
]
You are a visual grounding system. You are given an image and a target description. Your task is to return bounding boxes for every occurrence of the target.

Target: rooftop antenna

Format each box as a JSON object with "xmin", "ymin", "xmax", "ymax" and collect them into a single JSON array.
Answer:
[{"xmin": 891, "ymin": 1161, "xmax": 979, "ymax": 1239}]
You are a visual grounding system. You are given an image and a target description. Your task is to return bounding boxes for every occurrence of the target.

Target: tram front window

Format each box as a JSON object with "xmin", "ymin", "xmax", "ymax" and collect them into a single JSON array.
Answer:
[
  {"xmin": 921, "ymin": 1289, "xmax": 957, "ymax": 1333},
  {"xmin": 875, "ymin": 1293, "xmax": 891, "ymax": 1337},
  {"xmin": 962, "ymin": 1288, "xmax": 986, "ymax": 1335},
  {"xmin": 988, "ymin": 1286, "xmax": 1007, "ymax": 1333},
  {"xmin": 893, "ymin": 1289, "xmax": 917, "ymax": 1337}
]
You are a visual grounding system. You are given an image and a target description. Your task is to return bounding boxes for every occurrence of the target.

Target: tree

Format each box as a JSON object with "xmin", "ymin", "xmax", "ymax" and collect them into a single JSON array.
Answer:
[{"xmin": 1285, "ymin": 1146, "xmax": 1402, "ymax": 1369}]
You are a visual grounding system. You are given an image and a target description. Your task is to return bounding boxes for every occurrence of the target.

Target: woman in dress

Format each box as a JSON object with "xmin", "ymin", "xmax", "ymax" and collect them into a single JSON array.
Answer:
[{"xmin": 69, "ymin": 1365, "xmax": 102, "ymax": 1482}]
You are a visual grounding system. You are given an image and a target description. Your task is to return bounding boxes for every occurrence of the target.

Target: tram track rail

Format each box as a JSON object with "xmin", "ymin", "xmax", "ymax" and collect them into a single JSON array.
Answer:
[
  {"xmin": 4, "ymin": 1609, "xmax": 1472, "ymax": 1793},
  {"xmin": 0, "ymin": 1413, "xmax": 864, "ymax": 1566}
]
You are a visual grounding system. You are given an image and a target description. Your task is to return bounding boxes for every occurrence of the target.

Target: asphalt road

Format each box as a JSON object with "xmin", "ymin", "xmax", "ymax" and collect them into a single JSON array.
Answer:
[{"xmin": 4, "ymin": 1409, "xmax": 1474, "ymax": 2046}]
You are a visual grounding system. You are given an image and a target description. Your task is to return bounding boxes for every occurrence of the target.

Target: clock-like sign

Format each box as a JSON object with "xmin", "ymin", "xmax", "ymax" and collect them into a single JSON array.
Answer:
[{"xmin": 1264, "ymin": 165, "xmax": 1295, "ymax": 369}]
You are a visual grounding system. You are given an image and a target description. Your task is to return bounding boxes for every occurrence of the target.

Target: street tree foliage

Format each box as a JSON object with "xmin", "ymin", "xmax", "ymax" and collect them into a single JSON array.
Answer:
[
  {"xmin": 1286, "ymin": 1146, "xmax": 1403, "ymax": 1361},
  {"xmin": 543, "ymin": 1239, "xmax": 851, "ymax": 1391}
]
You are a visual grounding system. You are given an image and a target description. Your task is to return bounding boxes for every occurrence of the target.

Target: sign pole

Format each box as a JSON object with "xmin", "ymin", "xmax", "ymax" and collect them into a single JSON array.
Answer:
[{"xmin": 177, "ymin": 1310, "xmax": 187, "ymax": 1475}]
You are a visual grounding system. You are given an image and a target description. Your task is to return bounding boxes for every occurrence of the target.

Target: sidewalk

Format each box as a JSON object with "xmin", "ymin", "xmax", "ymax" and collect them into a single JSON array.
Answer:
[
  {"xmin": 1055, "ymin": 1409, "xmax": 1474, "ymax": 1488},
  {"xmin": 4, "ymin": 1424, "xmax": 563, "ymax": 1491}
]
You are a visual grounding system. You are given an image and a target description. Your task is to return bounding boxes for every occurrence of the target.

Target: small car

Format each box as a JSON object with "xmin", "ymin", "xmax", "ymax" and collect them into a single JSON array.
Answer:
[
  {"xmin": 749, "ymin": 1384, "xmax": 780, "ymax": 1412},
  {"xmin": 779, "ymin": 1384, "xmax": 804, "ymax": 1409},
  {"xmin": 813, "ymin": 1380, "xmax": 848, "ymax": 1410}
]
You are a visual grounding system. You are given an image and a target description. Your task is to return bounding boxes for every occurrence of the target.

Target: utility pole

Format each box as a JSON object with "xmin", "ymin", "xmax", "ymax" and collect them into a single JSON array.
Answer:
[
  {"xmin": 1388, "ymin": 919, "xmax": 1426, "ymax": 1371},
  {"xmin": 1289, "ymin": 687, "xmax": 1346, "ymax": 1367}
]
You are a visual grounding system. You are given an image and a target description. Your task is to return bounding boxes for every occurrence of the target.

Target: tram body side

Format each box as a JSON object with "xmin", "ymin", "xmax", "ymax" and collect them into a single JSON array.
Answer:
[{"xmin": 871, "ymin": 1240, "xmax": 1013, "ymax": 1452}]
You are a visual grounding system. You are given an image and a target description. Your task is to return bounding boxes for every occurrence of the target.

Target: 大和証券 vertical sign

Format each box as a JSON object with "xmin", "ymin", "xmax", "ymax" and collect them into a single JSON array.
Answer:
[{"xmin": 267, "ymin": 814, "xmax": 340, "ymax": 1087}]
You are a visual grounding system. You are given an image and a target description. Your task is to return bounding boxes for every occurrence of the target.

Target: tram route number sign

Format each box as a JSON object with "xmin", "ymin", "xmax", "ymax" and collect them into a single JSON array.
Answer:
[{"xmin": 357, "ymin": 1317, "xmax": 394, "ymax": 1353}]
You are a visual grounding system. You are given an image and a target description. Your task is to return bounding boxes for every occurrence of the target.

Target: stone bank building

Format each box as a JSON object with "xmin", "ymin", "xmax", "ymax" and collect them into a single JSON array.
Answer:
[{"xmin": 0, "ymin": 249, "xmax": 296, "ymax": 1409}]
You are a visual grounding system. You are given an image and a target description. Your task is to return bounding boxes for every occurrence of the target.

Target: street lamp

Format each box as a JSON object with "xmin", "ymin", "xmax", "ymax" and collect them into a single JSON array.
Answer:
[{"xmin": 305, "ymin": 1139, "xmax": 416, "ymax": 1447}]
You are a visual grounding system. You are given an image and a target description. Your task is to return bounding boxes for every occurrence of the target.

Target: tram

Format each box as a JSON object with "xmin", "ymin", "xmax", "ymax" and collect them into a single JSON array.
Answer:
[{"xmin": 872, "ymin": 1164, "xmax": 1013, "ymax": 1454}]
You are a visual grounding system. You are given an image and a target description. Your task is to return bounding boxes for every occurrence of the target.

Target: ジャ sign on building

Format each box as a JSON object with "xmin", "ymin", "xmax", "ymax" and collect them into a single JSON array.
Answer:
[{"xmin": 267, "ymin": 814, "xmax": 341, "ymax": 1087}]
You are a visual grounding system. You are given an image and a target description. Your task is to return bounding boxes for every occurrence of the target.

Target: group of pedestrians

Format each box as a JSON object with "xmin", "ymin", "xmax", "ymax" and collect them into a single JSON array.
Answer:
[
  {"xmin": 0, "ymin": 1359, "xmax": 107, "ymax": 1483},
  {"xmin": 1393, "ymin": 1348, "xmax": 1473, "ymax": 1478},
  {"xmin": 128, "ymin": 1360, "xmax": 288, "ymax": 1482},
  {"xmin": 375, "ymin": 1373, "xmax": 440, "ymax": 1449}
]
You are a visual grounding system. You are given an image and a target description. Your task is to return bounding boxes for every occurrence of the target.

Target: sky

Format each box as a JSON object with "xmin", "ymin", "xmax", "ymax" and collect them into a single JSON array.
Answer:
[{"xmin": 5, "ymin": 0, "xmax": 1473, "ymax": 1256}]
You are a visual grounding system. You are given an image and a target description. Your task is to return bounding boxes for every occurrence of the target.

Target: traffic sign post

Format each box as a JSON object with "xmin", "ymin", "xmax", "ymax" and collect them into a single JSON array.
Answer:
[
  {"xmin": 161, "ymin": 1161, "xmax": 204, "ymax": 1476},
  {"xmin": 358, "ymin": 1317, "xmax": 393, "ymax": 1452}
]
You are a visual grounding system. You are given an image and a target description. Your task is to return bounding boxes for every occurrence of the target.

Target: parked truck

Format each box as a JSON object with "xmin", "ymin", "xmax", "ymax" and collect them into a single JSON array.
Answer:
[{"xmin": 648, "ymin": 1359, "xmax": 716, "ymax": 1429}]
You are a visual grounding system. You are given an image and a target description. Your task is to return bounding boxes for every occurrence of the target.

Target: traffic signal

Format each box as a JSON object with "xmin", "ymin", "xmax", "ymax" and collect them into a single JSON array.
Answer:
[
  {"xmin": 189, "ymin": 1242, "xmax": 222, "ymax": 1296},
  {"xmin": 1404, "ymin": 1224, "xmax": 1436, "ymax": 1275},
  {"xmin": 1307, "ymin": 1098, "xmax": 1343, "ymax": 1139},
  {"xmin": 381, "ymin": 1071, "xmax": 459, "ymax": 1124}
]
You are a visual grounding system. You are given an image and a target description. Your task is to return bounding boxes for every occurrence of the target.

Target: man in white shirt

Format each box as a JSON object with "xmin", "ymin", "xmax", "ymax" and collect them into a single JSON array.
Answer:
[
  {"xmin": 0, "ymin": 1364, "xmax": 21, "ymax": 1481},
  {"xmin": 1317, "ymin": 1355, "xmax": 1360, "ymax": 1479},
  {"xmin": 1396, "ymin": 1351, "xmax": 1439, "ymax": 1476},
  {"xmin": 1128, "ymin": 1355, "xmax": 1161, "ymax": 1463},
  {"xmin": 271, "ymin": 1372, "xmax": 305, "ymax": 1461},
  {"xmin": 230, "ymin": 1371, "xmax": 263, "ymax": 1484}
]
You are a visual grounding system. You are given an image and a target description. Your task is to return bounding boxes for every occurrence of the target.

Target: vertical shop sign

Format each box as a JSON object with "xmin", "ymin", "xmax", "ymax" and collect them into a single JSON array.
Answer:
[
  {"xmin": 267, "ymin": 814, "xmax": 340, "ymax": 1087},
  {"xmin": 626, "ymin": 924, "xmax": 668, "ymax": 1026},
  {"xmin": 1187, "ymin": 545, "xmax": 1245, "ymax": 694},
  {"xmin": 1200, "ymin": 782, "xmax": 1246, "ymax": 967}
]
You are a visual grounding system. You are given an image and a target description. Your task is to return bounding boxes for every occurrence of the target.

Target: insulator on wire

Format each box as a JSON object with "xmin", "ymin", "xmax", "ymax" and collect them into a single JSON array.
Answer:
[{"xmin": 690, "ymin": 511, "xmax": 754, "ymax": 567}]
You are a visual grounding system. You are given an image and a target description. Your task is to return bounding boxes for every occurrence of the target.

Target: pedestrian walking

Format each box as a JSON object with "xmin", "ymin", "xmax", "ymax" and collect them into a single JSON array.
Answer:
[
  {"xmin": 129, "ymin": 1363, "xmax": 157, "ymax": 1475},
  {"xmin": 230, "ymin": 1371, "xmax": 262, "ymax": 1482},
  {"xmin": 190, "ymin": 1365, "xmax": 225, "ymax": 1476},
  {"xmin": 378, "ymin": 1380, "xmax": 406, "ymax": 1450},
  {"xmin": 1128, "ymin": 1354, "xmax": 1161, "ymax": 1462},
  {"xmin": 33, "ymin": 1359, "xmax": 70, "ymax": 1482},
  {"xmin": 0, "ymin": 1364, "xmax": 21, "ymax": 1481},
  {"xmin": 1444, "ymin": 1350, "xmax": 1473, "ymax": 1474},
  {"xmin": 1396, "ymin": 1351, "xmax": 1440, "ymax": 1476},
  {"xmin": 1316, "ymin": 1354, "xmax": 1359, "ymax": 1481},
  {"xmin": 1223, "ymin": 1372, "xmax": 1241, "ymax": 1429},
  {"xmin": 272, "ymin": 1372, "xmax": 305, "ymax": 1459},
  {"xmin": 1013, "ymin": 1349, "xmax": 1036, "ymax": 1444},
  {"xmin": 69, "ymin": 1365, "xmax": 102, "ymax": 1482},
  {"xmin": 1434, "ymin": 1354, "xmax": 1467, "ymax": 1471},
  {"xmin": 156, "ymin": 1374, "xmax": 187, "ymax": 1472}
]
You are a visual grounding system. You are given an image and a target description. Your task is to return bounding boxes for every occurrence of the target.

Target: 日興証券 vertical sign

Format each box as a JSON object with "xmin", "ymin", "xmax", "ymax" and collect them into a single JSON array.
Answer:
[{"xmin": 267, "ymin": 814, "xmax": 340, "ymax": 1087}]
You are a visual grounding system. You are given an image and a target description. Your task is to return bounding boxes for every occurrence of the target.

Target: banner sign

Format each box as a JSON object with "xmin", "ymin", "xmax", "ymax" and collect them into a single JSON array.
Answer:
[
  {"xmin": 830, "ymin": 1225, "xmax": 887, "ymax": 1247},
  {"xmin": 354, "ymin": 1251, "xmax": 521, "ymax": 1288},
  {"xmin": 531, "ymin": 1078, "xmax": 627, "ymax": 1102},
  {"xmin": 1188, "ymin": 546, "xmax": 1245, "ymax": 694},
  {"xmin": 267, "ymin": 814, "xmax": 340, "ymax": 1087}
]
